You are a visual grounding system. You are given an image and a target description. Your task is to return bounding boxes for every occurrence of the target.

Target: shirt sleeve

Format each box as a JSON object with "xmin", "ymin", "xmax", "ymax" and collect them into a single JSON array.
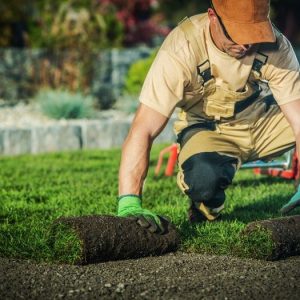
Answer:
[
  {"xmin": 139, "ymin": 48, "xmax": 190, "ymax": 118},
  {"xmin": 265, "ymin": 34, "xmax": 300, "ymax": 105}
]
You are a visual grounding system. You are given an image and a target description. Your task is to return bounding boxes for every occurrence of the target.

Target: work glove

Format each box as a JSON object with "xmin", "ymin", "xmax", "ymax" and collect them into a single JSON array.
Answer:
[
  {"xmin": 117, "ymin": 195, "xmax": 168, "ymax": 234},
  {"xmin": 280, "ymin": 184, "xmax": 300, "ymax": 214}
]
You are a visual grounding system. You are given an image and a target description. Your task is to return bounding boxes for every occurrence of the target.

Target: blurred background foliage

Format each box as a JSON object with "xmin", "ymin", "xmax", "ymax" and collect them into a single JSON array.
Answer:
[
  {"xmin": 0, "ymin": 0, "xmax": 167, "ymax": 49},
  {"xmin": 124, "ymin": 49, "xmax": 158, "ymax": 95},
  {"xmin": 1, "ymin": 0, "xmax": 300, "ymax": 49},
  {"xmin": 36, "ymin": 89, "xmax": 94, "ymax": 119},
  {"xmin": 1, "ymin": 0, "xmax": 300, "ymax": 111}
]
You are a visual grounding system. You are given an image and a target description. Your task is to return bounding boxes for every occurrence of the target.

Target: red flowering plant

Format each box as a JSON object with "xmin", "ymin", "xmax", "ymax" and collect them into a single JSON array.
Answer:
[{"xmin": 98, "ymin": 0, "xmax": 170, "ymax": 46}]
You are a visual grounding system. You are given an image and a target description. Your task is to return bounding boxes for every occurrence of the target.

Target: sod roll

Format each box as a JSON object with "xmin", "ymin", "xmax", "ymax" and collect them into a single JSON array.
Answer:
[
  {"xmin": 51, "ymin": 215, "xmax": 180, "ymax": 265},
  {"xmin": 242, "ymin": 215, "xmax": 300, "ymax": 260}
]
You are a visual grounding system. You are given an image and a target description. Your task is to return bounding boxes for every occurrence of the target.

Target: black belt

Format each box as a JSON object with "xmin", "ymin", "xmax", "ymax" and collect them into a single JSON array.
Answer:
[
  {"xmin": 177, "ymin": 92, "xmax": 276, "ymax": 145},
  {"xmin": 177, "ymin": 121, "xmax": 216, "ymax": 144}
]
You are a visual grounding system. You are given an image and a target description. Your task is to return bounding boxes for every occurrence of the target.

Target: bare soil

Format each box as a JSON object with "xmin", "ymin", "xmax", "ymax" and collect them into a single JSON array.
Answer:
[{"xmin": 1, "ymin": 252, "xmax": 300, "ymax": 299}]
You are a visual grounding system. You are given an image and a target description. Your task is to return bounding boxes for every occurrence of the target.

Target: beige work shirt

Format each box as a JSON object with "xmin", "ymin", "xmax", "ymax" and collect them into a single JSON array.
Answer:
[{"xmin": 139, "ymin": 13, "xmax": 300, "ymax": 119}]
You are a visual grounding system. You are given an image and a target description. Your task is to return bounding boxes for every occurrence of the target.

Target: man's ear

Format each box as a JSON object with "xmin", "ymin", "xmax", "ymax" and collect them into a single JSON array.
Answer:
[
  {"xmin": 207, "ymin": 8, "xmax": 217, "ymax": 22},
  {"xmin": 207, "ymin": 8, "xmax": 216, "ymax": 17}
]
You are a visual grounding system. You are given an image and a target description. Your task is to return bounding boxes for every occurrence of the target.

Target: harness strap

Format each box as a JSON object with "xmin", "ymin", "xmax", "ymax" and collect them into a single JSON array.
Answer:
[
  {"xmin": 178, "ymin": 17, "xmax": 204, "ymax": 66},
  {"xmin": 178, "ymin": 16, "xmax": 269, "ymax": 82},
  {"xmin": 178, "ymin": 17, "xmax": 213, "ymax": 84},
  {"xmin": 252, "ymin": 52, "xmax": 268, "ymax": 77}
]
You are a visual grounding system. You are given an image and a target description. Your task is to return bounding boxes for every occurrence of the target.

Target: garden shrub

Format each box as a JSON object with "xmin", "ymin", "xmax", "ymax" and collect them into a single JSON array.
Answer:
[
  {"xmin": 124, "ymin": 49, "xmax": 158, "ymax": 95},
  {"xmin": 93, "ymin": 85, "xmax": 117, "ymax": 110},
  {"xmin": 36, "ymin": 89, "xmax": 94, "ymax": 119},
  {"xmin": 28, "ymin": 0, "xmax": 124, "ymax": 50}
]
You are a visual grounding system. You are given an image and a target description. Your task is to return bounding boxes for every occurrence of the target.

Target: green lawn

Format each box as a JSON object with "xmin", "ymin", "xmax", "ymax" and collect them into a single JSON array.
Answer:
[{"xmin": 0, "ymin": 145, "xmax": 298, "ymax": 263}]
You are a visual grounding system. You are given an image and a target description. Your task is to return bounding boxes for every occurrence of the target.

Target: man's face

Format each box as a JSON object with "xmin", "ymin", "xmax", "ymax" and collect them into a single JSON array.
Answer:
[{"xmin": 215, "ymin": 12, "xmax": 254, "ymax": 59}]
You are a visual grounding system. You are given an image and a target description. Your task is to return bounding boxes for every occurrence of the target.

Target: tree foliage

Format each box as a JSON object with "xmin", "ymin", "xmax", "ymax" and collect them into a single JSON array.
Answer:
[
  {"xmin": 1, "ymin": 0, "xmax": 300, "ymax": 48},
  {"xmin": 28, "ymin": 0, "xmax": 124, "ymax": 50},
  {"xmin": 99, "ymin": 0, "xmax": 169, "ymax": 46},
  {"xmin": 0, "ymin": 0, "xmax": 170, "ymax": 49}
]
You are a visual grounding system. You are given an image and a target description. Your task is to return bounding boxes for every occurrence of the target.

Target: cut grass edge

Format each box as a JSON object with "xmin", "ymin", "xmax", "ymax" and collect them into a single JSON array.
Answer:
[
  {"xmin": 48, "ymin": 223, "xmax": 83, "ymax": 264},
  {"xmin": 236, "ymin": 225, "xmax": 275, "ymax": 260},
  {"xmin": 180, "ymin": 222, "xmax": 275, "ymax": 261}
]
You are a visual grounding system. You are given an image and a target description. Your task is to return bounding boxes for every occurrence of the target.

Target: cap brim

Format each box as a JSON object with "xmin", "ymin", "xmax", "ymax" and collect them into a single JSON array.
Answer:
[{"xmin": 223, "ymin": 19, "xmax": 276, "ymax": 45}]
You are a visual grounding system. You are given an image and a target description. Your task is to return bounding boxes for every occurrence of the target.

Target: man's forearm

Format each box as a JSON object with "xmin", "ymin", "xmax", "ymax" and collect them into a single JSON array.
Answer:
[
  {"xmin": 118, "ymin": 130, "xmax": 152, "ymax": 196},
  {"xmin": 118, "ymin": 103, "xmax": 169, "ymax": 196}
]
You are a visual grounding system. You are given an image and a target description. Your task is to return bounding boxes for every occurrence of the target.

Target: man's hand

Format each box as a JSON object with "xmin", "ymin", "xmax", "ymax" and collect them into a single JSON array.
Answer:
[
  {"xmin": 280, "ymin": 184, "xmax": 300, "ymax": 214},
  {"xmin": 117, "ymin": 195, "xmax": 167, "ymax": 234}
]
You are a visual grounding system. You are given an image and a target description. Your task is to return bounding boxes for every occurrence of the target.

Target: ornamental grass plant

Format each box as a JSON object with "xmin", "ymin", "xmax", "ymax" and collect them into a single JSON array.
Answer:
[
  {"xmin": 36, "ymin": 89, "xmax": 94, "ymax": 119},
  {"xmin": 0, "ymin": 145, "xmax": 297, "ymax": 263}
]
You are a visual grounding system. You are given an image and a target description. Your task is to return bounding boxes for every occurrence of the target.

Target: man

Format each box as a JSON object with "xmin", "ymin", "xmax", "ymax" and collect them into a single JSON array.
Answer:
[{"xmin": 117, "ymin": 0, "xmax": 300, "ymax": 233}]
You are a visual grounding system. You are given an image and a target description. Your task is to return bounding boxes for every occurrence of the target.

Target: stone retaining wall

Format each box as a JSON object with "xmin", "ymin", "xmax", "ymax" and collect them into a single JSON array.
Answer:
[
  {"xmin": 0, "ymin": 47, "xmax": 153, "ymax": 101},
  {"xmin": 0, "ymin": 118, "xmax": 176, "ymax": 156},
  {"xmin": 1, "ymin": 47, "xmax": 300, "ymax": 102}
]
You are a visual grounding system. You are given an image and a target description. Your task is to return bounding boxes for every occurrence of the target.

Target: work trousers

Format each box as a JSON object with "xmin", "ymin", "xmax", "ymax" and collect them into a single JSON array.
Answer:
[{"xmin": 177, "ymin": 96, "xmax": 296, "ymax": 211}]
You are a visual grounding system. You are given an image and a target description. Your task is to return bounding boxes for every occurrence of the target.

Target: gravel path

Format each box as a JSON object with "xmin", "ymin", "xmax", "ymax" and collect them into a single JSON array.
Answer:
[
  {"xmin": 0, "ymin": 103, "xmax": 52, "ymax": 128},
  {"xmin": 0, "ymin": 103, "xmax": 130, "ymax": 128},
  {"xmin": 1, "ymin": 252, "xmax": 300, "ymax": 299}
]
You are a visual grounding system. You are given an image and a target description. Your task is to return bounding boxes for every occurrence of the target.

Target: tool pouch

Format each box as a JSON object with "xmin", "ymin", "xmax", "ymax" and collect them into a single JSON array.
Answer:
[{"xmin": 203, "ymin": 83, "xmax": 256, "ymax": 120}]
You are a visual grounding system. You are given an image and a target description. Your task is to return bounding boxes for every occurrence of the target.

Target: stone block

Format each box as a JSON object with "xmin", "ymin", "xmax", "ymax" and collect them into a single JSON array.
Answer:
[
  {"xmin": 109, "ymin": 120, "xmax": 131, "ymax": 147},
  {"xmin": 154, "ymin": 118, "xmax": 176, "ymax": 144},
  {"xmin": 0, "ymin": 130, "xmax": 5, "ymax": 154},
  {"xmin": 4, "ymin": 128, "xmax": 32, "ymax": 155},
  {"xmin": 80, "ymin": 120, "xmax": 112, "ymax": 149},
  {"xmin": 31, "ymin": 125, "xmax": 82, "ymax": 154},
  {"xmin": 81, "ymin": 119, "xmax": 131, "ymax": 149}
]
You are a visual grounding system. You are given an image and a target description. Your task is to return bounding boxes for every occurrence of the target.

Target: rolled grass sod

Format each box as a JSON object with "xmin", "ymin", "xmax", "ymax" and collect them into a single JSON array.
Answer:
[
  {"xmin": 240, "ymin": 215, "xmax": 300, "ymax": 260},
  {"xmin": 0, "ymin": 146, "xmax": 300, "ymax": 263},
  {"xmin": 51, "ymin": 215, "xmax": 180, "ymax": 264}
]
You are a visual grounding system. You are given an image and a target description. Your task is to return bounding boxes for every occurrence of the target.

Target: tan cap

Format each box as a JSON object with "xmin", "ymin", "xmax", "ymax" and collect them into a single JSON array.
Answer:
[{"xmin": 212, "ymin": 0, "xmax": 276, "ymax": 45}]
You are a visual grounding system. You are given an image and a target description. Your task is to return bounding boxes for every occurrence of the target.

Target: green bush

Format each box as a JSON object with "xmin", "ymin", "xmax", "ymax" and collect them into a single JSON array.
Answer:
[
  {"xmin": 36, "ymin": 89, "xmax": 94, "ymax": 119},
  {"xmin": 124, "ymin": 49, "xmax": 158, "ymax": 95},
  {"xmin": 93, "ymin": 85, "xmax": 117, "ymax": 110}
]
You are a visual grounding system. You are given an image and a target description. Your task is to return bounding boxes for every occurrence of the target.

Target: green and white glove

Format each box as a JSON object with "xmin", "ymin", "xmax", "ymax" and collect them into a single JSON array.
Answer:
[
  {"xmin": 280, "ymin": 184, "xmax": 300, "ymax": 214},
  {"xmin": 117, "ymin": 195, "xmax": 167, "ymax": 234}
]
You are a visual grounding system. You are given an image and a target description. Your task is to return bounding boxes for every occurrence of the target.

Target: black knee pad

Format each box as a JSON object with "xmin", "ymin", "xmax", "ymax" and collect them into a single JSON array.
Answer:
[{"xmin": 182, "ymin": 152, "xmax": 237, "ymax": 207}]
